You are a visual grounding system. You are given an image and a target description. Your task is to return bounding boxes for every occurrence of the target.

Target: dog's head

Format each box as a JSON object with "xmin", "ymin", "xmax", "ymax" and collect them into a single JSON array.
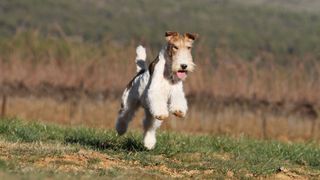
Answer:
[{"xmin": 165, "ymin": 31, "xmax": 198, "ymax": 81}]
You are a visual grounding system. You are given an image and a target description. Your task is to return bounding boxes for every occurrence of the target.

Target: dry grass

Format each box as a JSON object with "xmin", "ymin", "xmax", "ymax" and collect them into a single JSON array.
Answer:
[
  {"xmin": 3, "ymin": 96, "xmax": 319, "ymax": 141},
  {"xmin": 0, "ymin": 33, "xmax": 320, "ymax": 141},
  {"xmin": 188, "ymin": 47, "xmax": 320, "ymax": 104},
  {"xmin": 1, "ymin": 39, "xmax": 320, "ymax": 104}
]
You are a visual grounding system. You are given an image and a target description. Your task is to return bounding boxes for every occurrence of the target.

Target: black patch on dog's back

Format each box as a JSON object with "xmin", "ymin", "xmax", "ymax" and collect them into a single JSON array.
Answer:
[
  {"xmin": 148, "ymin": 56, "xmax": 159, "ymax": 76},
  {"xmin": 126, "ymin": 69, "xmax": 146, "ymax": 89},
  {"xmin": 126, "ymin": 55, "xmax": 159, "ymax": 90}
]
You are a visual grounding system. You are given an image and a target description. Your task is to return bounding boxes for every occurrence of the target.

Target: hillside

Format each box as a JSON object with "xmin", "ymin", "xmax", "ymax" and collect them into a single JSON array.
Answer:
[
  {"xmin": 0, "ymin": 118, "xmax": 319, "ymax": 179},
  {"xmin": 238, "ymin": 0, "xmax": 320, "ymax": 13},
  {"xmin": 0, "ymin": 0, "xmax": 319, "ymax": 59}
]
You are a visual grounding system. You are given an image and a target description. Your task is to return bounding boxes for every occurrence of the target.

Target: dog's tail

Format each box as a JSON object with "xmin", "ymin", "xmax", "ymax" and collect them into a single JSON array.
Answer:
[{"xmin": 135, "ymin": 45, "xmax": 147, "ymax": 73}]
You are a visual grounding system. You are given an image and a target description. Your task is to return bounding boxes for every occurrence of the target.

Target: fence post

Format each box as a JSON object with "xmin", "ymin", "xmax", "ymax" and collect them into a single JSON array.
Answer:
[{"xmin": 1, "ymin": 95, "xmax": 7, "ymax": 118}]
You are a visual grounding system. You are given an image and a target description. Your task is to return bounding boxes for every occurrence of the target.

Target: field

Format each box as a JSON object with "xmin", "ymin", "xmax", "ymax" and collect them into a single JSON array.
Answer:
[
  {"xmin": 0, "ymin": 118, "xmax": 319, "ymax": 179},
  {"xmin": 0, "ymin": 0, "xmax": 320, "ymax": 140},
  {"xmin": 0, "ymin": 0, "xmax": 320, "ymax": 178}
]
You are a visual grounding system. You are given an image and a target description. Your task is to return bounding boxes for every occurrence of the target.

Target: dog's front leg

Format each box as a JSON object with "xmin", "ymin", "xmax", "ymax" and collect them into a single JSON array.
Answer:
[
  {"xmin": 169, "ymin": 82, "xmax": 187, "ymax": 118},
  {"xmin": 147, "ymin": 83, "xmax": 170, "ymax": 120}
]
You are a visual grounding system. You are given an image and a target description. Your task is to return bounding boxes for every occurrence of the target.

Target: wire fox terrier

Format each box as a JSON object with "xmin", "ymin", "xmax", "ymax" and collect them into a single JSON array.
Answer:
[{"xmin": 115, "ymin": 31, "xmax": 198, "ymax": 149}]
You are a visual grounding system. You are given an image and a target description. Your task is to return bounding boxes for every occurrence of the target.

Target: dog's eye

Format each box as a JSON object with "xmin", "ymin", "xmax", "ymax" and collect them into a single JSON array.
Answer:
[
  {"xmin": 187, "ymin": 46, "xmax": 191, "ymax": 50},
  {"xmin": 173, "ymin": 45, "xmax": 179, "ymax": 50}
]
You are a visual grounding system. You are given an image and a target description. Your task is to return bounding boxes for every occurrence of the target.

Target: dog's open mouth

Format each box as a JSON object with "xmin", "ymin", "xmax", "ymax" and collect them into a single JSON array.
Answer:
[{"xmin": 176, "ymin": 70, "xmax": 188, "ymax": 79}]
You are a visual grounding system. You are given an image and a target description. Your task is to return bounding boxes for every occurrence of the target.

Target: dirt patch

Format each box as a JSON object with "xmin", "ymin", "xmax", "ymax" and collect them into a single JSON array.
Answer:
[
  {"xmin": 274, "ymin": 172, "xmax": 307, "ymax": 180},
  {"xmin": 36, "ymin": 149, "xmax": 118, "ymax": 172},
  {"xmin": 212, "ymin": 152, "xmax": 232, "ymax": 161},
  {"xmin": 143, "ymin": 164, "xmax": 183, "ymax": 178},
  {"xmin": 0, "ymin": 139, "xmax": 124, "ymax": 173},
  {"xmin": 175, "ymin": 152, "xmax": 231, "ymax": 162},
  {"xmin": 271, "ymin": 167, "xmax": 319, "ymax": 180}
]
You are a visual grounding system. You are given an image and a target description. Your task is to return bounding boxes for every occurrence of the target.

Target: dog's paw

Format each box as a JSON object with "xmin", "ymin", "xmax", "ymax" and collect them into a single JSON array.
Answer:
[
  {"xmin": 144, "ymin": 134, "xmax": 156, "ymax": 150},
  {"xmin": 173, "ymin": 110, "xmax": 185, "ymax": 118},
  {"xmin": 115, "ymin": 121, "xmax": 128, "ymax": 136},
  {"xmin": 154, "ymin": 115, "xmax": 169, "ymax": 120}
]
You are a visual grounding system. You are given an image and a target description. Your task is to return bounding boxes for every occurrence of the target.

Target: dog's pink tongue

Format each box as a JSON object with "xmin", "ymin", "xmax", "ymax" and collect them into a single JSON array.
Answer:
[{"xmin": 176, "ymin": 71, "xmax": 187, "ymax": 79}]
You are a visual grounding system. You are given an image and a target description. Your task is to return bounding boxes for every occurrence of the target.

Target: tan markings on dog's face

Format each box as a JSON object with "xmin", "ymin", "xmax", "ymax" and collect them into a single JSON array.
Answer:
[{"xmin": 165, "ymin": 31, "xmax": 198, "ymax": 81}]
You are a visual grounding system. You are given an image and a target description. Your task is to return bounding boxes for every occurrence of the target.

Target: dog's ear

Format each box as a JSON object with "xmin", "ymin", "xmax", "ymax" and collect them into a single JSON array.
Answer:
[
  {"xmin": 184, "ymin": 33, "xmax": 199, "ymax": 41},
  {"xmin": 165, "ymin": 31, "xmax": 179, "ymax": 41}
]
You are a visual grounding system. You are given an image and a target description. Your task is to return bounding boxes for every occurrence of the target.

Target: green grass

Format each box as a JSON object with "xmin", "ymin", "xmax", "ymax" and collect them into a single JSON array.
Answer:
[{"xmin": 0, "ymin": 117, "xmax": 319, "ymax": 179}]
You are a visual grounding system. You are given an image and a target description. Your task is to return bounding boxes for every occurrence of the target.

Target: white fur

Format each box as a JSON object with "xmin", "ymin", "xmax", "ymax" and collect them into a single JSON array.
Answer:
[
  {"xmin": 115, "ymin": 45, "xmax": 190, "ymax": 150},
  {"xmin": 135, "ymin": 45, "xmax": 147, "ymax": 72}
]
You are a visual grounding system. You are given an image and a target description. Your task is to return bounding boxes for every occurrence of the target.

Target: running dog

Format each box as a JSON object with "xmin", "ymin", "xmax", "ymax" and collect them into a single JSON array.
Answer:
[{"xmin": 115, "ymin": 31, "xmax": 198, "ymax": 149}]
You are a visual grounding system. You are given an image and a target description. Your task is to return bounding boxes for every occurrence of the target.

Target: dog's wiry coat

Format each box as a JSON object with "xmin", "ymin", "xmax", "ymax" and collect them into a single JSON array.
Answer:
[{"xmin": 115, "ymin": 32, "xmax": 198, "ymax": 149}]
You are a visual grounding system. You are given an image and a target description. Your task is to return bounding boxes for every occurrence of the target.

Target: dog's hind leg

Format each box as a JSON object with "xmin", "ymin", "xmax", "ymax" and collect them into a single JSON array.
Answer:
[
  {"xmin": 115, "ymin": 103, "xmax": 139, "ymax": 135},
  {"xmin": 115, "ymin": 90, "xmax": 139, "ymax": 136},
  {"xmin": 143, "ymin": 110, "xmax": 162, "ymax": 150}
]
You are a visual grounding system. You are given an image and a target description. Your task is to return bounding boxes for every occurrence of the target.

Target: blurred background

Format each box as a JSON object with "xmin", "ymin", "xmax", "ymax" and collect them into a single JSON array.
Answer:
[{"xmin": 0, "ymin": 0, "xmax": 319, "ymax": 141}]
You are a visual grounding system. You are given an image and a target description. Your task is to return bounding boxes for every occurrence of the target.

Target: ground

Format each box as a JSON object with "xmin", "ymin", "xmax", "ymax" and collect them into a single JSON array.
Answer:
[{"xmin": 0, "ymin": 118, "xmax": 319, "ymax": 179}]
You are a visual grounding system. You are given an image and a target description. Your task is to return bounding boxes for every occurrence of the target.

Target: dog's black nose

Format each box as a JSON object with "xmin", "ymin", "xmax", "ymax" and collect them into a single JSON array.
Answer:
[{"xmin": 181, "ymin": 64, "xmax": 188, "ymax": 70}]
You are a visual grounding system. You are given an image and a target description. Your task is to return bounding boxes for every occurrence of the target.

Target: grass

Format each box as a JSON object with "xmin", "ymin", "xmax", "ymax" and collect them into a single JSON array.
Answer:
[{"xmin": 0, "ymin": 117, "xmax": 319, "ymax": 179}]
